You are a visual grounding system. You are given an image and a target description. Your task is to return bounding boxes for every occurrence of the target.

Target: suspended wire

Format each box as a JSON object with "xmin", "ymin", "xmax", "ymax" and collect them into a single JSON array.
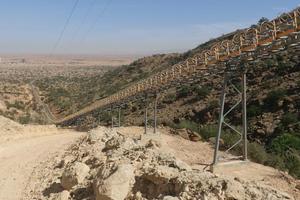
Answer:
[
  {"xmin": 50, "ymin": 0, "xmax": 80, "ymax": 56},
  {"xmin": 79, "ymin": 0, "xmax": 112, "ymax": 44},
  {"xmin": 70, "ymin": 0, "xmax": 97, "ymax": 41}
]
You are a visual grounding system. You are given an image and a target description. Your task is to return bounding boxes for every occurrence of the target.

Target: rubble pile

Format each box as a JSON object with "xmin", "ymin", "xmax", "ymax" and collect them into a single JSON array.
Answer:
[{"xmin": 47, "ymin": 127, "xmax": 293, "ymax": 200}]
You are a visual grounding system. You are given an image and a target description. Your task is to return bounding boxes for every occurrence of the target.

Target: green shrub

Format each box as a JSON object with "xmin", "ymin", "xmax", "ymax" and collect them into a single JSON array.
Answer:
[
  {"xmin": 248, "ymin": 142, "xmax": 269, "ymax": 164},
  {"xmin": 5, "ymin": 101, "xmax": 26, "ymax": 110},
  {"xmin": 198, "ymin": 125, "xmax": 242, "ymax": 149},
  {"xmin": 281, "ymin": 113, "xmax": 298, "ymax": 127},
  {"xmin": 269, "ymin": 134, "xmax": 300, "ymax": 155},
  {"xmin": 285, "ymin": 150, "xmax": 300, "ymax": 178},
  {"xmin": 48, "ymin": 88, "xmax": 70, "ymax": 101},
  {"xmin": 247, "ymin": 105, "xmax": 262, "ymax": 118},
  {"xmin": 177, "ymin": 85, "xmax": 191, "ymax": 98},
  {"xmin": 163, "ymin": 93, "xmax": 176, "ymax": 103},
  {"xmin": 199, "ymin": 125, "xmax": 218, "ymax": 140},
  {"xmin": 174, "ymin": 120, "xmax": 199, "ymax": 133},
  {"xmin": 221, "ymin": 130, "xmax": 242, "ymax": 151},
  {"xmin": 194, "ymin": 86, "xmax": 211, "ymax": 99},
  {"xmin": 57, "ymin": 98, "xmax": 72, "ymax": 110},
  {"xmin": 19, "ymin": 114, "xmax": 30, "ymax": 124},
  {"xmin": 100, "ymin": 112, "xmax": 112, "ymax": 123},
  {"xmin": 263, "ymin": 89, "xmax": 286, "ymax": 111},
  {"xmin": 208, "ymin": 100, "xmax": 219, "ymax": 109},
  {"xmin": 265, "ymin": 153, "xmax": 286, "ymax": 170}
]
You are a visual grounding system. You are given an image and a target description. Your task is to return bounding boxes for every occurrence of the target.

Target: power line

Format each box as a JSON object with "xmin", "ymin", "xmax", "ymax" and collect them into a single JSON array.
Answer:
[
  {"xmin": 80, "ymin": 0, "xmax": 112, "ymax": 44},
  {"xmin": 71, "ymin": 0, "xmax": 97, "ymax": 41},
  {"xmin": 50, "ymin": 0, "xmax": 80, "ymax": 56}
]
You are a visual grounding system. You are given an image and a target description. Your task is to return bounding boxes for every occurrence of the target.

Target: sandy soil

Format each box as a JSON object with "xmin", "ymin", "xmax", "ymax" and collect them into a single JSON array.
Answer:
[{"xmin": 0, "ymin": 126, "xmax": 83, "ymax": 200}]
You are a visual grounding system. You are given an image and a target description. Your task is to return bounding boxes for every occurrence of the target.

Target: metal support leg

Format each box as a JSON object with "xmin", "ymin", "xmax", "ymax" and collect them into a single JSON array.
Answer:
[
  {"xmin": 118, "ymin": 107, "xmax": 121, "ymax": 127},
  {"xmin": 213, "ymin": 75, "xmax": 227, "ymax": 165},
  {"xmin": 242, "ymin": 72, "xmax": 248, "ymax": 160},
  {"xmin": 144, "ymin": 101, "xmax": 148, "ymax": 134},
  {"xmin": 154, "ymin": 94, "xmax": 158, "ymax": 133},
  {"xmin": 213, "ymin": 70, "xmax": 248, "ymax": 166},
  {"xmin": 111, "ymin": 108, "xmax": 114, "ymax": 128}
]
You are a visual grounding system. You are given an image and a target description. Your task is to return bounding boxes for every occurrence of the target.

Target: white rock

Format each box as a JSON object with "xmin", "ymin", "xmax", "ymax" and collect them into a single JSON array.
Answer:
[
  {"xmin": 94, "ymin": 164, "xmax": 135, "ymax": 200},
  {"xmin": 55, "ymin": 190, "xmax": 70, "ymax": 200},
  {"xmin": 104, "ymin": 135, "xmax": 125, "ymax": 150},
  {"xmin": 163, "ymin": 196, "xmax": 179, "ymax": 200},
  {"xmin": 59, "ymin": 155, "xmax": 73, "ymax": 168},
  {"xmin": 88, "ymin": 129, "xmax": 105, "ymax": 144},
  {"xmin": 61, "ymin": 162, "xmax": 90, "ymax": 190},
  {"xmin": 174, "ymin": 159, "xmax": 192, "ymax": 171}
]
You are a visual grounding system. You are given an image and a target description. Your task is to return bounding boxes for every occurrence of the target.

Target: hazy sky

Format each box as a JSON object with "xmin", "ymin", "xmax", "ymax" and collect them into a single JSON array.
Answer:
[{"xmin": 0, "ymin": 0, "xmax": 299, "ymax": 55}]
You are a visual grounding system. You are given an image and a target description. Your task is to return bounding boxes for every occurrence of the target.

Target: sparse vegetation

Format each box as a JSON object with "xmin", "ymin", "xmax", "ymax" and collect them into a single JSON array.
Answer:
[
  {"xmin": 163, "ymin": 93, "xmax": 176, "ymax": 104},
  {"xmin": 5, "ymin": 100, "xmax": 26, "ymax": 110},
  {"xmin": 173, "ymin": 120, "xmax": 199, "ymax": 133},
  {"xmin": 199, "ymin": 124, "xmax": 218, "ymax": 140},
  {"xmin": 247, "ymin": 104, "xmax": 262, "ymax": 118},
  {"xmin": 18, "ymin": 113, "xmax": 31, "ymax": 124},
  {"xmin": 194, "ymin": 86, "xmax": 211, "ymax": 100},
  {"xmin": 177, "ymin": 85, "xmax": 191, "ymax": 99},
  {"xmin": 263, "ymin": 89, "xmax": 286, "ymax": 111},
  {"xmin": 1, "ymin": 23, "xmax": 299, "ymax": 180},
  {"xmin": 281, "ymin": 113, "xmax": 298, "ymax": 127}
]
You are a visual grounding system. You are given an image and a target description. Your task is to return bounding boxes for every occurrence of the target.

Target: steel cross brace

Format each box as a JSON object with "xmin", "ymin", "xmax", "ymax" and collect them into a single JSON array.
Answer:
[
  {"xmin": 213, "ymin": 70, "xmax": 248, "ymax": 165},
  {"xmin": 153, "ymin": 93, "xmax": 158, "ymax": 133},
  {"xmin": 144, "ymin": 95, "xmax": 148, "ymax": 134}
]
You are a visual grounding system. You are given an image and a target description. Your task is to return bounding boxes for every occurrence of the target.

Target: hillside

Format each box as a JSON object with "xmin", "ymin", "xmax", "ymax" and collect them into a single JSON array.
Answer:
[
  {"xmin": 35, "ymin": 31, "xmax": 238, "ymax": 119},
  {"xmin": 35, "ymin": 27, "xmax": 300, "ymax": 179}
]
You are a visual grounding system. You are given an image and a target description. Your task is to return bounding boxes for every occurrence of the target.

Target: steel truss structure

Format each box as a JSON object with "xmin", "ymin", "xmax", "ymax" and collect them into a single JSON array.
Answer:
[
  {"xmin": 213, "ymin": 66, "xmax": 248, "ymax": 165},
  {"xmin": 57, "ymin": 7, "xmax": 300, "ymax": 125},
  {"xmin": 55, "ymin": 7, "xmax": 300, "ymax": 165}
]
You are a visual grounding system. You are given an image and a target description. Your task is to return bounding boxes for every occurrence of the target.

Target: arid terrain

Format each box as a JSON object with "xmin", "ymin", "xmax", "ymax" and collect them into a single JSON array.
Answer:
[
  {"xmin": 0, "ymin": 1, "xmax": 299, "ymax": 199},
  {"xmin": 0, "ymin": 50, "xmax": 299, "ymax": 200},
  {"xmin": 0, "ymin": 55, "xmax": 134, "ymax": 82},
  {"xmin": 0, "ymin": 55, "xmax": 134, "ymax": 122},
  {"xmin": 0, "ymin": 116, "xmax": 83, "ymax": 200},
  {"xmin": 0, "ymin": 116, "xmax": 299, "ymax": 200}
]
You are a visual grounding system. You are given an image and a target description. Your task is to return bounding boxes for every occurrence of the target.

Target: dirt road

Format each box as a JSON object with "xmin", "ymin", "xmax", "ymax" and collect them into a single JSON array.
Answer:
[{"xmin": 0, "ymin": 132, "xmax": 83, "ymax": 200}]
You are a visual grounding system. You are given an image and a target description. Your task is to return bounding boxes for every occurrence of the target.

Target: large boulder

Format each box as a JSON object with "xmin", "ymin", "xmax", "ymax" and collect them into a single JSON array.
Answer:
[
  {"xmin": 155, "ymin": 152, "xmax": 191, "ymax": 171},
  {"xmin": 142, "ymin": 165, "xmax": 179, "ymax": 185},
  {"xmin": 88, "ymin": 132, "xmax": 102, "ymax": 144},
  {"xmin": 176, "ymin": 129, "xmax": 190, "ymax": 140},
  {"xmin": 104, "ymin": 134, "xmax": 125, "ymax": 151},
  {"xmin": 55, "ymin": 190, "xmax": 70, "ymax": 200},
  {"xmin": 94, "ymin": 164, "xmax": 135, "ymax": 200},
  {"xmin": 61, "ymin": 162, "xmax": 90, "ymax": 190},
  {"xmin": 163, "ymin": 196, "xmax": 179, "ymax": 200}
]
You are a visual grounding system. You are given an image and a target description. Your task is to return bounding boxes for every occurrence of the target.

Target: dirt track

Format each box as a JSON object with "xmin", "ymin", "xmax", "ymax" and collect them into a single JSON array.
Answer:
[{"xmin": 0, "ymin": 132, "xmax": 82, "ymax": 200}]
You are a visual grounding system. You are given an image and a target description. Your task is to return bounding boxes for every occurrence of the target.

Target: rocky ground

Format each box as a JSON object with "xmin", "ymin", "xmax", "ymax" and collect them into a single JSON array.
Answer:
[{"xmin": 24, "ymin": 126, "xmax": 300, "ymax": 200}]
